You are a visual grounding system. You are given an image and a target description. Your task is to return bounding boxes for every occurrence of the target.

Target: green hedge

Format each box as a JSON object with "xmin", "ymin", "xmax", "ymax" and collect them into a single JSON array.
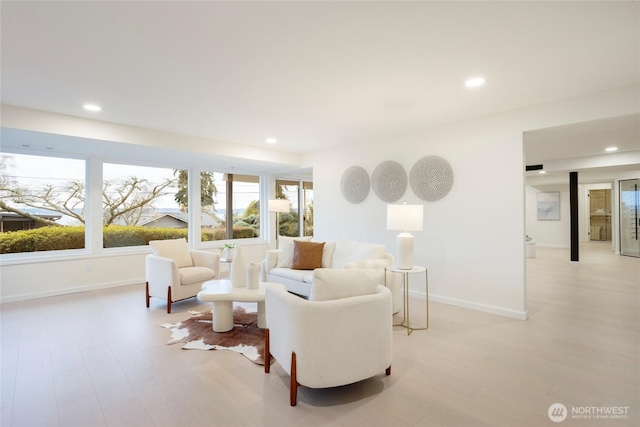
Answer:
[
  {"xmin": 0, "ymin": 225, "xmax": 259, "ymax": 254},
  {"xmin": 201, "ymin": 227, "xmax": 256, "ymax": 242},
  {"xmin": 0, "ymin": 226, "xmax": 85, "ymax": 254}
]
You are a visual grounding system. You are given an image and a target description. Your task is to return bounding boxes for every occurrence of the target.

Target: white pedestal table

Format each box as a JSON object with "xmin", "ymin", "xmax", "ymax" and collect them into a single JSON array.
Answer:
[{"xmin": 198, "ymin": 280, "xmax": 272, "ymax": 332}]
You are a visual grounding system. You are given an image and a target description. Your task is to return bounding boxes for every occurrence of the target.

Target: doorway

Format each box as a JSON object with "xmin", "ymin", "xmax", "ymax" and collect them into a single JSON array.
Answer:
[
  {"xmin": 588, "ymin": 189, "xmax": 612, "ymax": 241},
  {"xmin": 619, "ymin": 178, "xmax": 640, "ymax": 257}
]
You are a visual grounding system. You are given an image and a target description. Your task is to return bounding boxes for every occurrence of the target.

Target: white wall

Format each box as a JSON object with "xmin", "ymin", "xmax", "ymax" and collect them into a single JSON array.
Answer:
[
  {"xmin": 308, "ymin": 84, "xmax": 639, "ymax": 320},
  {"xmin": 525, "ymin": 184, "xmax": 571, "ymax": 248},
  {"xmin": 0, "ymin": 243, "xmax": 269, "ymax": 303},
  {"xmin": 1, "ymin": 253, "xmax": 147, "ymax": 302}
]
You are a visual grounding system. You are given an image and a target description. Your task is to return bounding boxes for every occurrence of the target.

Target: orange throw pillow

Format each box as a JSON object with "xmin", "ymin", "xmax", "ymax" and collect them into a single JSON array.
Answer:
[{"xmin": 292, "ymin": 241, "xmax": 325, "ymax": 270}]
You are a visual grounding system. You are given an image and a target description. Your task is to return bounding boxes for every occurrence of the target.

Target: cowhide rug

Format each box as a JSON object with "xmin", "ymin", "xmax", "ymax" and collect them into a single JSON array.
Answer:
[{"xmin": 160, "ymin": 307, "xmax": 273, "ymax": 365}]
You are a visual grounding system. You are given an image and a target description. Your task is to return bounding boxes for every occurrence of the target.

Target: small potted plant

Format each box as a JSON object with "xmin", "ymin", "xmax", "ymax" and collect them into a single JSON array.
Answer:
[{"xmin": 221, "ymin": 243, "xmax": 237, "ymax": 260}]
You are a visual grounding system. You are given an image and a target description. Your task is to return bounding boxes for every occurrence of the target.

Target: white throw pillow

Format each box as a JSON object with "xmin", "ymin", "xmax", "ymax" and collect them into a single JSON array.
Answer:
[
  {"xmin": 345, "ymin": 258, "xmax": 390, "ymax": 270},
  {"xmin": 275, "ymin": 236, "xmax": 313, "ymax": 268},
  {"xmin": 321, "ymin": 240, "xmax": 336, "ymax": 268},
  {"xmin": 149, "ymin": 238, "xmax": 193, "ymax": 268},
  {"xmin": 331, "ymin": 240, "xmax": 386, "ymax": 269},
  {"xmin": 310, "ymin": 268, "xmax": 380, "ymax": 301}
]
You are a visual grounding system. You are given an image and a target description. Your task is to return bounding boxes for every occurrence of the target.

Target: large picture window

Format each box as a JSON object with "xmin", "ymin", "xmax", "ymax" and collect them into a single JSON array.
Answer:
[
  {"xmin": 1, "ymin": 152, "xmax": 265, "ymax": 255},
  {"xmin": 202, "ymin": 172, "xmax": 261, "ymax": 241},
  {"xmin": 276, "ymin": 179, "xmax": 313, "ymax": 237},
  {"xmin": 0, "ymin": 153, "xmax": 86, "ymax": 254},
  {"xmin": 103, "ymin": 163, "xmax": 184, "ymax": 248}
]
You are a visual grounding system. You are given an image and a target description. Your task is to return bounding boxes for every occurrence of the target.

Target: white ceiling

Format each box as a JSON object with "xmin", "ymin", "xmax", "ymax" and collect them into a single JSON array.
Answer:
[
  {"xmin": 525, "ymin": 114, "xmax": 640, "ymax": 166},
  {"xmin": 1, "ymin": 1, "xmax": 639, "ymax": 169}
]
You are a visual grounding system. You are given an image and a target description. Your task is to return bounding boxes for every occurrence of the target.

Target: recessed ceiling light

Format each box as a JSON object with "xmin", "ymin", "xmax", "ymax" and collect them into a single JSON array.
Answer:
[
  {"xmin": 465, "ymin": 77, "xmax": 485, "ymax": 88},
  {"xmin": 539, "ymin": 170, "xmax": 546, "ymax": 174},
  {"xmin": 266, "ymin": 138, "xmax": 277, "ymax": 144},
  {"xmin": 605, "ymin": 146, "xmax": 618, "ymax": 152},
  {"xmin": 83, "ymin": 104, "xmax": 101, "ymax": 112}
]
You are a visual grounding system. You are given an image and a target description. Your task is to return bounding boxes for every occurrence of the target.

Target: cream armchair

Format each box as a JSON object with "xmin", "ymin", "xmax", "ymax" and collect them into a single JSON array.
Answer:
[
  {"xmin": 264, "ymin": 269, "xmax": 393, "ymax": 406},
  {"xmin": 145, "ymin": 238, "xmax": 221, "ymax": 313}
]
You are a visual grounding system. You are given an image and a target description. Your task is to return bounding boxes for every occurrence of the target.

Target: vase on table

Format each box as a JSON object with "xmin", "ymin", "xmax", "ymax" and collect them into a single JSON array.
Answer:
[
  {"xmin": 230, "ymin": 246, "xmax": 246, "ymax": 287},
  {"xmin": 222, "ymin": 247, "xmax": 236, "ymax": 261},
  {"xmin": 246, "ymin": 263, "xmax": 259, "ymax": 290}
]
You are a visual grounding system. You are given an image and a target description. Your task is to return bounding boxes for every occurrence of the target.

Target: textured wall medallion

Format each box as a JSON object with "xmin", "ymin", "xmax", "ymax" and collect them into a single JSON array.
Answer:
[
  {"xmin": 409, "ymin": 155, "xmax": 454, "ymax": 202},
  {"xmin": 371, "ymin": 160, "xmax": 407, "ymax": 203},
  {"xmin": 340, "ymin": 166, "xmax": 370, "ymax": 204}
]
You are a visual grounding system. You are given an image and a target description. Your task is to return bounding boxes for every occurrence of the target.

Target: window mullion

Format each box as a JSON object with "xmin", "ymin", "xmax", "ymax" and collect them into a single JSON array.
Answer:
[
  {"xmin": 90, "ymin": 158, "xmax": 102, "ymax": 254},
  {"xmin": 226, "ymin": 175, "xmax": 233, "ymax": 240},
  {"xmin": 189, "ymin": 167, "xmax": 202, "ymax": 246}
]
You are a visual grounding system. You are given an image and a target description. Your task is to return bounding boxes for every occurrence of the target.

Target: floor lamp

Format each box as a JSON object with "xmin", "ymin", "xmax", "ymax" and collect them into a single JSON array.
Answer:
[
  {"xmin": 268, "ymin": 199, "xmax": 290, "ymax": 248},
  {"xmin": 387, "ymin": 203, "xmax": 424, "ymax": 270}
]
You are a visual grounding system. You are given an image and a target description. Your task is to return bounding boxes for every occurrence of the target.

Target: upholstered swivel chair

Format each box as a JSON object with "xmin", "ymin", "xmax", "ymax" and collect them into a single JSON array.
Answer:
[
  {"xmin": 145, "ymin": 238, "xmax": 221, "ymax": 313},
  {"xmin": 264, "ymin": 269, "xmax": 393, "ymax": 406}
]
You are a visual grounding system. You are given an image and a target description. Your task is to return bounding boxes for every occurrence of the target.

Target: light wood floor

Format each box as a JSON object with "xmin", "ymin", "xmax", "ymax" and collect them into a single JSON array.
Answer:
[{"xmin": 1, "ymin": 243, "xmax": 638, "ymax": 426}]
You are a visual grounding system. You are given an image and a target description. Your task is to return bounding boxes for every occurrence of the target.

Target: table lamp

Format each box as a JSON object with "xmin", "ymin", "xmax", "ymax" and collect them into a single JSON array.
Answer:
[
  {"xmin": 387, "ymin": 203, "xmax": 423, "ymax": 270},
  {"xmin": 268, "ymin": 199, "xmax": 290, "ymax": 247}
]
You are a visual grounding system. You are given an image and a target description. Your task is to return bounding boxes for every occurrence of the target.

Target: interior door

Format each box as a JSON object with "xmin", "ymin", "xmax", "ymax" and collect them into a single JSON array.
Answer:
[{"xmin": 620, "ymin": 179, "xmax": 640, "ymax": 257}]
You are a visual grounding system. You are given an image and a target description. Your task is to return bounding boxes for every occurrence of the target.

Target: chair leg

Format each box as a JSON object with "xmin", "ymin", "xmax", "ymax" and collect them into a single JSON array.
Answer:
[
  {"xmin": 290, "ymin": 352, "xmax": 298, "ymax": 406},
  {"xmin": 386, "ymin": 365, "xmax": 391, "ymax": 376},
  {"xmin": 167, "ymin": 286, "xmax": 172, "ymax": 314},
  {"xmin": 264, "ymin": 329, "xmax": 271, "ymax": 373},
  {"xmin": 145, "ymin": 282, "xmax": 150, "ymax": 308}
]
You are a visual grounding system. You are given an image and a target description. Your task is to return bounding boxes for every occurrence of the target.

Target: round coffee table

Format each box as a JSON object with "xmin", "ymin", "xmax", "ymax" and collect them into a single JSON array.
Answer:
[{"xmin": 197, "ymin": 280, "xmax": 271, "ymax": 332}]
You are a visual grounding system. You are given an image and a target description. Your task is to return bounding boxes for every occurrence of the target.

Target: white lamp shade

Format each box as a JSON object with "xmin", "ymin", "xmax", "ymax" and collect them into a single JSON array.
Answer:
[
  {"xmin": 268, "ymin": 199, "xmax": 290, "ymax": 213},
  {"xmin": 387, "ymin": 204, "xmax": 423, "ymax": 231}
]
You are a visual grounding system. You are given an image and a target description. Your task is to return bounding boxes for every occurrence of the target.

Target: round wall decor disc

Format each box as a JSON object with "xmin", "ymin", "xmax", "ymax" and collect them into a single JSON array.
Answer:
[
  {"xmin": 409, "ymin": 155, "xmax": 454, "ymax": 202},
  {"xmin": 340, "ymin": 166, "xmax": 370, "ymax": 204}
]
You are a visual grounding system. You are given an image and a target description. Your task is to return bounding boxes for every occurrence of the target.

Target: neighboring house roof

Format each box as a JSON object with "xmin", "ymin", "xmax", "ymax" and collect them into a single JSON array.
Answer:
[
  {"xmin": 0, "ymin": 211, "xmax": 62, "ymax": 221},
  {"xmin": 136, "ymin": 212, "xmax": 220, "ymax": 227},
  {"xmin": 138, "ymin": 213, "xmax": 187, "ymax": 227}
]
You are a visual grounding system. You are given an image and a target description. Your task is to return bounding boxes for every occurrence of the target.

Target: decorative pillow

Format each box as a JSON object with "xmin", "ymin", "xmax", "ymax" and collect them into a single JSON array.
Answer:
[
  {"xmin": 321, "ymin": 240, "xmax": 336, "ymax": 268},
  {"xmin": 275, "ymin": 236, "xmax": 313, "ymax": 268},
  {"xmin": 345, "ymin": 258, "xmax": 390, "ymax": 270},
  {"xmin": 292, "ymin": 241, "xmax": 325, "ymax": 270},
  {"xmin": 149, "ymin": 238, "xmax": 193, "ymax": 268},
  {"xmin": 331, "ymin": 239, "xmax": 386, "ymax": 268},
  {"xmin": 310, "ymin": 268, "xmax": 380, "ymax": 301}
]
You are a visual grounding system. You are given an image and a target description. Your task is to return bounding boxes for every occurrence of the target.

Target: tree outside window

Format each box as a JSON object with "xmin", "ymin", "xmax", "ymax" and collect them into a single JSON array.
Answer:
[{"xmin": 0, "ymin": 153, "xmax": 86, "ymax": 253}]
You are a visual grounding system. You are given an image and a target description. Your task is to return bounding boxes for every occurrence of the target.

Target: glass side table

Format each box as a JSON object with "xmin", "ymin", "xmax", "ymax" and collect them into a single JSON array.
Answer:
[{"xmin": 385, "ymin": 265, "xmax": 428, "ymax": 335}]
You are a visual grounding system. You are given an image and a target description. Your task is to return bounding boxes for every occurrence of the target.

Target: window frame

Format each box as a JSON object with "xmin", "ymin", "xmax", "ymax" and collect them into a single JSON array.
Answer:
[
  {"xmin": 0, "ymin": 149, "xmax": 269, "ymax": 265},
  {"xmin": 0, "ymin": 149, "xmax": 90, "ymax": 260}
]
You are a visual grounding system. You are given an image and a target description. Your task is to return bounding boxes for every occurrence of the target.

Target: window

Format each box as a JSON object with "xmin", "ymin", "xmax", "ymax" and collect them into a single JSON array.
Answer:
[
  {"xmin": 202, "ymin": 172, "xmax": 261, "ymax": 241},
  {"xmin": 0, "ymin": 153, "xmax": 86, "ymax": 254},
  {"xmin": 303, "ymin": 182, "xmax": 314, "ymax": 237},
  {"xmin": 103, "ymin": 163, "xmax": 184, "ymax": 248},
  {"xmin": 1, "ymin": 152, "xmax": 265, "ymax": 255},
  {"xmin": 276, "ymin": 179, "xmax": 313, "ymax": 237}
]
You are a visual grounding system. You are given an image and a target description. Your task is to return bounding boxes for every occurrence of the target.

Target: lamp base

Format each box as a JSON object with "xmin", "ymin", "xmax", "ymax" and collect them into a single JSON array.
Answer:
[{"xmin": 397, "ymin": 232, "xmax": 414, "ymax": 270}]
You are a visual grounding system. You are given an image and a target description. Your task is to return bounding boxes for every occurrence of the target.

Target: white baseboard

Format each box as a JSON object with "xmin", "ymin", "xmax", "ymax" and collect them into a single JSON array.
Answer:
[
  {"xmin": 0, "ymin": 278, "xmax": 144, "ymax": 304},
  {"xmin": 407, "ymin": 289, "xmax": 529, "ymax": 320}
]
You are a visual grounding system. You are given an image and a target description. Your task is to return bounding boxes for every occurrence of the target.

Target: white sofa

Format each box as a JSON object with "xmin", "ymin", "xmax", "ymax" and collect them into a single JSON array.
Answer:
[{"xmin": 261, "ymin": 237, "xmax": 401, "ymax": 313}]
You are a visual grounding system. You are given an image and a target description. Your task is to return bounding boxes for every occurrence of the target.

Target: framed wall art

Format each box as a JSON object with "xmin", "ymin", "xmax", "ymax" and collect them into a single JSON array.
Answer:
[{"xmin": 537, "ymin": 192, "xmax": 560, "ymax": 220}]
